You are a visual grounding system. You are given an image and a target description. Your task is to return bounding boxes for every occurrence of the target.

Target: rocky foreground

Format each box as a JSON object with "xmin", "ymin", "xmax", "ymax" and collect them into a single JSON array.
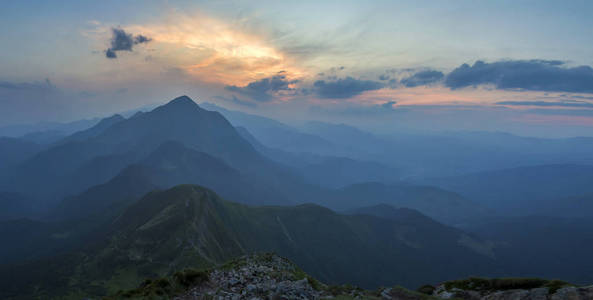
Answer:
[
  {"xmin": 431, "ymin": 278, "xmax": 593, "ymax": 300},
  {"xmin": 108, "ymin": 253, "xmax": 593, "ymax": 300}
]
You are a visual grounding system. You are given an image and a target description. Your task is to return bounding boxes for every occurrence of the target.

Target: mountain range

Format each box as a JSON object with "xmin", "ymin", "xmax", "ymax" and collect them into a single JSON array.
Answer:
[{"xmin": 2, "ymin": 95, "xmax": 593, "ymax": 299}]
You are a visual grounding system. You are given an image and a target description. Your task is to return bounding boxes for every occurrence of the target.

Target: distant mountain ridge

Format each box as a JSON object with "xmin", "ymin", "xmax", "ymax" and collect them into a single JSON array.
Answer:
[
  {"xmin": 326, "ymin": 182, "xmax": 491, "ymax": 226},
  {"xmin": 425, "ymin": 164, "xmax": 593, "ymax": 215}
]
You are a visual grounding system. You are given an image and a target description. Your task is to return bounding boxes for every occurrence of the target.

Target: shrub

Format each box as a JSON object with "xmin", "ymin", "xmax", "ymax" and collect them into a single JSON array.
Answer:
[
  {"xmin": 443, "ymin": 277, "xmax": 573, "ymax": 294},
  {"xmin": 173, "ymin": 269, "xmax": 209, "ymax": 287},
  {"xmin": 417, "ymin": 284, "xmax": 435, "ymax": 295}
]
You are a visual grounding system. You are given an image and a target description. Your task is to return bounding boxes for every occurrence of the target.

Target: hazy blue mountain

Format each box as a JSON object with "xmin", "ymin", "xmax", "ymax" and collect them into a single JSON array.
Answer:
[
  {"xmin": 1, "ymin": 96, "xmax": 503, "ymax": 227},
  {"xmin": 19, "ymin": 130, "xmax": 65, "ymax": 144},
  {"xmin": 0, "ymin": 138, "xmax": 44, "ymax": 220},
  {"xmin": 325, "ymin": 182, "xmax": 491, "ymax": 226},
  {"xmin": 49, "ymin": 138, "xmax": 474, "ymax": 228},
  {"xmin": 442, "ymin": 131, "xmax": 593, "ymax": 162},
  {"xmin": 425, "ymin": 164, "xmax": 593, "ymax": 215},
  {"xmin": 1, "ymin": 96, "xmax": 271, "ymax": 209},
  {"xmin": 51, "ymin": 164, "xmax": 159, "ymax": 221},
  {"xmin": 0, "ymin": 217, "xmax": 98, "ymax": 265},
  {"xmin": 348, "ymin": 203, "xmax": 446, "ymax": 224},
  {"xmin": 300, "ymin": 121, "xmax": 389, "ymax": 157},
  {"xmin": 0, "ymin": 192, "xmax": 36, "ymax": 221},
  {"xmin": 236, "ymin": 126, "xmax": 402, "ymax": 188},
  {"xmin": 201, "ymin": 102, "xmax": 338, "ymax": 155},
  {"xmin": 0, "ymin": 137, "xmax": 42, "ymax": 170},
  {"xmin": 391, "ymin": 131, "xmax": 593, "ymax": 177},
  {"xmin": 305, "ymin": 124, "xmax": 593, "ymax": 178},
  {"xmin": 297, "ymin": 157, "xmax": 402, "ymax": 188},
  {"xmin": 0, "ymin": 118, "xmax": 99, "ymax": 138},
  {"xmin": 57, "ymin": 114, "xmax": 125, "ymax": 144},
  {"xmin": 51, "ymin": 138, "xmax": 336, "ymax": 224},
  {"xmin": 466, "ymin": 215, "xmax": 593, "ymax": 284},
  {"xmin": 538, "ymin": 193, "xmax": 593, "ymax": 217},
  {"xmin": 203, "ymin": 104, "xmax": 593, "ymax": 178}
]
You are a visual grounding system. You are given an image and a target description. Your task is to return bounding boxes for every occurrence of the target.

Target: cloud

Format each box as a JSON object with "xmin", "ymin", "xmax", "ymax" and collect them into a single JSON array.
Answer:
[
  {"xmin": 0, "ymin": 78, "xmax": 56, "ymax": 91},
  {"xmin": 213, "ymin": 95, "xmax": 257, "ymax": 108},
  {"xmin": 310, "ymin": 101, "xmax": 401, "ymax": 116},
  {"xmin": 381, "ymin": 101, "xmax": 397, "ymax": 108},
  {"xmin": 313, "ymin": 77, "xmax": 384, "ymax": 99},
  {"xmin": 105, "ymin": 28, "xmax": 152, "ymax": 59},
  {"xmin": 400, "ymin": 70, "xmax": 444, "ymax": 87},
  {"xmin": 445, "ymin": 60, "xmax": 593, "ymax": 93},
  {"xmin": 568, "ymin": 95, "xmax": 593, "ymax": 100},
  {"xmin": 134, "ymin": 34, "xmax": 152, "ymax": 44},
  {"xmin": 225, "ymin": 74, "xmax": 297, "ymax": 102},
  {"xmin": 105, "ymin": 48, "xmax": 117, "ymax": 59},
  {"xmin": 496, "ymin": 100, "xmax": 593, "ymax": 108},
  {"xmin": 526, "ymin": 108, "xmax": 593, "ymax": 117}
]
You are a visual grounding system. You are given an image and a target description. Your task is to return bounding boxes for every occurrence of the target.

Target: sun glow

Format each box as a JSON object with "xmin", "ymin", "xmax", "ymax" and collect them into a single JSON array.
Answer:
[{"xmin": 126, "ymin": 12, "xmax": 305, "ymax": 86}]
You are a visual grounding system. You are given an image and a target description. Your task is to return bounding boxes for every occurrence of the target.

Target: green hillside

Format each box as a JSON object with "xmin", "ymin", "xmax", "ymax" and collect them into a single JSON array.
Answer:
[{"xmin": 0, "ymin": 185, "xmax": 497, "ymax": 299}]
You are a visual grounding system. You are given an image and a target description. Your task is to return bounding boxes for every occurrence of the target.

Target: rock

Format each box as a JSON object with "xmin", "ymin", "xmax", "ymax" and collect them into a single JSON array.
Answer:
[
  {"xmin": 432, "ymin": 282, "xmax": 593, "ymax": 300},
  {"xmin": 551, "ymin": 285, "xmax": 593, "ymax": 300}
]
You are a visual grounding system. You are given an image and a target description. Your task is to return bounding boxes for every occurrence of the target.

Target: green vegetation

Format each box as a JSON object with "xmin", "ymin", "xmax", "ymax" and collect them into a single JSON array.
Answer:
[
  {"xmin": 106, "ymin": 268, "xmax": 209, "ymax": 299},
  {"xmin": 326, "ymin": 284, "xmax": 360, "ymax": 296},
  {"xmin": 390, "ymin": 286, "xmax": 438, "ymax": 299},
  {"xmin": 417, "ymin": 284, "xmax": 436, "ymax": 295},
  {"xmin": 172, "ymin": 269, "xmax": 209, "ymax": 288}
]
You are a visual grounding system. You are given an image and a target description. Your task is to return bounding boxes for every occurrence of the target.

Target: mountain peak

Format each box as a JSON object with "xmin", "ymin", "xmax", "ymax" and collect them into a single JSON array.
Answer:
[{"xmin": 166, "ymin": 95, "xmax": 199, "ymax": 107}]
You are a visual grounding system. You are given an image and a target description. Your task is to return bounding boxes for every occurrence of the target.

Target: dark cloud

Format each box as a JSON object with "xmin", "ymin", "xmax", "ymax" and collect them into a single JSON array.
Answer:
[
  {"xmin": 110, "ymin": 28, "xmax": 134, "ymax": 52},
  {"xmin": 400, "ymin": 70, "xmax": 444, "ymax": 87},
  {"xmin": 134, "ymin": 35, "xmax": 152, "ymax": 44},
  {"xmin": 378, "ymin": 74, "xmax": 390, "ymax": 81},
  {"xmin": 313, "ymin": 77, "xmax": 384, "ymax": 99},
  {"xmin": 496, "ymin": 100, "xmax": 593, "ymax": 108},
  {"xmin": 0, "ymin": 78, "xmax": 56, "ymax": 91},
  {"xmin": 381, "ymin": 101, "xmax": 397, "ymax": 108},
  {"xmin": 105, "ymin": 28, "xmax": 152, "ymax": 59},
  {"xmin": 225, "ymin": 74, "xmax": 297, "ymax": 102},
  {"xmin": 309, "ymin": 101, "xmax": 401, "ymax": 116},
  {"xmin": 213, "ymin": 95, "xmax": 257, "ymax": 108},
  {"xmin": 445, "ymin": 60, "xmax": 593, "ymax": 93},
  {"xmin": 105, "ymin": 48, "xmax": 117, "ymax": 59}
]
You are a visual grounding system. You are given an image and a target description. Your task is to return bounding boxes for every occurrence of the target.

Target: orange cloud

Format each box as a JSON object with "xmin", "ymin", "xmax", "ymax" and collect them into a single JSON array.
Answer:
[
  {"xmin": 126, "ymin": 12, "xmax": 306, "ymax": 86},
  {"xmin": 340, "ymin": 85, "xmax": 586, "ymax": 108}
]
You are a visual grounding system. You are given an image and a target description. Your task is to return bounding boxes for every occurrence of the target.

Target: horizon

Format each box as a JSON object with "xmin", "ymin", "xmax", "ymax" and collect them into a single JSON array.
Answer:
[{"xmin": 6, "ymin": 94, "xmax": 593, "ymax": 140}]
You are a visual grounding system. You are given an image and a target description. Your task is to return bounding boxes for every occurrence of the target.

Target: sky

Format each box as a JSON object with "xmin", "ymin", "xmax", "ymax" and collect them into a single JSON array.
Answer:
[{"xmin": 1, "ymin": 0, "xmax": 593, "ymax": 137}]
